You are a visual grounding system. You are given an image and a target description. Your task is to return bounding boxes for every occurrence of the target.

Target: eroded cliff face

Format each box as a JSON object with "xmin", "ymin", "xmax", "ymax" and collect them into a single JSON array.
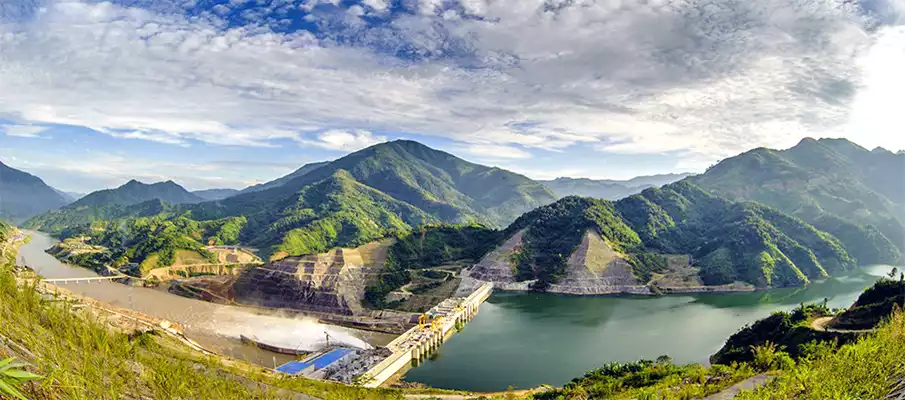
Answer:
[
  {"xmin": 457, "ymin": 230, "xmax": 754, "ymax": 296},
  {"xmin": 174, "ymin": 240, "xmax": 392, "ymax": 315},
  {"xmin": 548, "ymin": 231, "xmax": 651, "ymax": 295}
]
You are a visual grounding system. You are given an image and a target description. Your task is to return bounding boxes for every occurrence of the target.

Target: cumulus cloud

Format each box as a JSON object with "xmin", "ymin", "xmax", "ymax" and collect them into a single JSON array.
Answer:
[
  {"xmin": 298, "ymin": 129, "xmax": 388, "ymax": 151},
  {"xmin": 1, "ymin": 124, "xmax": 49, "ymax": 138},
  {"xmin": 0, "ymin": 0, "xmax": 901, "ymax": 168}
]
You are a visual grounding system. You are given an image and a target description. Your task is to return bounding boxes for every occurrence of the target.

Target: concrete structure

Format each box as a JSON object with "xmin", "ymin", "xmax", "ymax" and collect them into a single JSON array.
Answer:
[
  {"xmin": 43, "ymin": 275, "xmax": 131, "ymax": 284},
  {"xmin": 358, "ymin": 282, "xmax": 493, "ymax": 388}
]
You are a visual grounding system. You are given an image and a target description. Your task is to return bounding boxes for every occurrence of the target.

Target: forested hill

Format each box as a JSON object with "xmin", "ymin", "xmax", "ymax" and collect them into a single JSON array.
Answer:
[
  {"xmin": 502, "ymin": 181, "xmax": 856, "ymax": 289},
  {"xmin": 24, "ymin": 180, "xmax": 204, "ymax": 235},
  {"xmin": 26, "ymin": 140, "xmax": 556, "ymax": 260},
  {"xmin": 73, "ymin": 180, "xmax": 204, "ymax": 207},
  {"xmin": 0, "ymin": 160, "xmax": 70, "ymax": 223},
  {"xmin": 690, "ymin": 138, "xmax": 905, "ymax": 265},
  {"xmin": 217, "ymin": 140, "xmax": 556, "ymax": 227}
]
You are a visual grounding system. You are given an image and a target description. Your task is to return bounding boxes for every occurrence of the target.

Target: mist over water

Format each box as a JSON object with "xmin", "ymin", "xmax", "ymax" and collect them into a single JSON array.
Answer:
[{"xmin": 212, "ymin": 309, "xmax": 372, "ymax": 351}]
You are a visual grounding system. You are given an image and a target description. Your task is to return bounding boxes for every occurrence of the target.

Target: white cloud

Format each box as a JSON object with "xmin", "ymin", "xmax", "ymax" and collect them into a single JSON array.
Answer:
[
  {"xmin": 299, "ymin": 129, "xmax": 388, "ymax": 151},
  {"xmin": 1, "ymin": 124, "xmax": 49, "ymax": 138},
  {"xmin": 362, "ymin": 0, "xmax": 390, "ymax": 12},
  {"xmin": 0, "ymin": 0, "xmax": 900, "ymax": 162},
  {"xmin": 460, "ymin": 144, "xmax": 532, "ymax": 159}
]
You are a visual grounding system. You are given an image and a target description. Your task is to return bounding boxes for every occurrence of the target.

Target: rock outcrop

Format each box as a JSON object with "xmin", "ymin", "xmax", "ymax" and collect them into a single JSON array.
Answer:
[
  {"xmin": 548, "ymin": 231, "xmax": 652, "ymax": 295},
  {"xmin": 176, "ymin": 240, "xmax": 392, "ymax": 315}
]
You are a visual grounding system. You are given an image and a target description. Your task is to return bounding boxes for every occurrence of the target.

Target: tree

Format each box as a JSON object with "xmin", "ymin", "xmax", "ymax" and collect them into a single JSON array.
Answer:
[{"xmin": 888, "ymin": 267, "xmax": 899, "ymax": 279}]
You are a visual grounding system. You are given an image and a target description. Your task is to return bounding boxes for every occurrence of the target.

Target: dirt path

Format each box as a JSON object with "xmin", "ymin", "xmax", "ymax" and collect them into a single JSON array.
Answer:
[
  {"xmin": 810, "ymin": 316, "xmax": 876, "ymax": 333},
  {"xmin": 702, "ymin": 375, "xmax": 774, "ymax": 400}
]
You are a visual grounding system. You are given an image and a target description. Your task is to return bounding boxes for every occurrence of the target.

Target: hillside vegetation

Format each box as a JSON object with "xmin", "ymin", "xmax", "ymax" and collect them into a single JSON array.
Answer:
[
  {"xmin": 49, "ymin": 214, "xmax": 248, "ymax": 276},
  {"xmin": 27, "ymin": 141, "xmax": 556, "ymax": 260},
  {"xmin": 691, "ymin": 138, "xmax": 905, "ymax": 265},
  {"xmin": 830, "ymin": 276, "xmax": 905, "ymax": 330},
  {"xmin": 365, "ymin": 224, "xmax": 500, "ymax": 307},
  {"xmin": 504, "ymin": 181, "xmax": 856, "ymax": 289}
]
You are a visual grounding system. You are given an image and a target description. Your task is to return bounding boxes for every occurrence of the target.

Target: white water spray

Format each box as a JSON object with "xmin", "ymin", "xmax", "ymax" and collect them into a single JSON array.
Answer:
[{"xmin": 212, "ymin": 308, "xmax": 372, "ymax": 351}]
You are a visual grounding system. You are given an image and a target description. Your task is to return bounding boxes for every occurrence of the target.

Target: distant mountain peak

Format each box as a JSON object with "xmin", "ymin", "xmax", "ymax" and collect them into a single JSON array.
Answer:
[
  {"xmin": 73, "ymin": 179, "xmax": 203, "ymax": 207},
  {"xmin": 0, "ymin": 160, "xmax": 70, "ymax": 222}
]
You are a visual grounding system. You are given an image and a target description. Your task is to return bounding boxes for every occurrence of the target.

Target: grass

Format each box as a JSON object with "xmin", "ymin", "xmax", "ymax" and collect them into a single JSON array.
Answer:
[{"xmin": 737, "ymin": 310, "xmax": 905, "ymax": 399}]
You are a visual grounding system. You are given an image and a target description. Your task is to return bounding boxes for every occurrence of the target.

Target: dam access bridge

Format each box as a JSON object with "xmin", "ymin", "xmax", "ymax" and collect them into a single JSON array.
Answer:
[{"xmin": 358, "ymin": 282, "xmax": 494, "ymax": 388}]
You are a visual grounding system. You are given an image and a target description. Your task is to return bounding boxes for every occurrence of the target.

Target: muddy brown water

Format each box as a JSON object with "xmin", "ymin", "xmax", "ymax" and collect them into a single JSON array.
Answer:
[{"xmin": 17, "ymin": 230, "xmax": 395, "ymax": 368}]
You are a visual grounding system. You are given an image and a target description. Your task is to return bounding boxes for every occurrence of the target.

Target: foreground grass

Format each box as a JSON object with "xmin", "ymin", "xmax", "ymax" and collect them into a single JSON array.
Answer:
[
  {"xmin": 738, "ymin": 310, "xmax": 905, "ymax": 399},
  {"xmin": 0, "ymin": 259, "xmax": 402, "ymax": 399}
]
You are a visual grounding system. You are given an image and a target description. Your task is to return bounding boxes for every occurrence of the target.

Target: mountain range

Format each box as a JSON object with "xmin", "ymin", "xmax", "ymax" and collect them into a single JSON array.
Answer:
[
  {"xmin": 690, "ymin": 138, "xmax": 904, "ymax": 265},
  {"xmin": 17, "ymin": 137, "xmax": 905, "ymax": 294},
  {"xmin": 0, "ymin": 160, "xmax": 70, "ymax": 223},
  {"xmin": 540, "ymin": 173, "xmax": 692, "ymax": 200},
  {"xmin": 26, "ymin": 140, "xmax": 557, "ymax": 260}
]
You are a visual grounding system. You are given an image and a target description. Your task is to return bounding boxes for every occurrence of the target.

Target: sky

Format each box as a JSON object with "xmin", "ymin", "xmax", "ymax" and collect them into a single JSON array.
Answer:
[{"xmin": 1, "ymin": 0, "xmax": 904, "ymax": 193}]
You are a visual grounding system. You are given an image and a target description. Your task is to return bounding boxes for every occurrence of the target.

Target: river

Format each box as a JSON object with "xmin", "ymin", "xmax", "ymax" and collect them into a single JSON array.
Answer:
[
  {"xmin": 404, "ymin": 264, "xmax": 897, "ymax": 392},
  {"xmin": 17, "ymin": 230, "xmax": 395, "ymax": 367}
]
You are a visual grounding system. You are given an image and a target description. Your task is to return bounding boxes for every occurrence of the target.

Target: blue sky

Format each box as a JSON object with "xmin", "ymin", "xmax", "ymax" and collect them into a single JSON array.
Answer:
[{"xmin": 2, "ymin": 0, "xmax": 905, "ymax": 193}]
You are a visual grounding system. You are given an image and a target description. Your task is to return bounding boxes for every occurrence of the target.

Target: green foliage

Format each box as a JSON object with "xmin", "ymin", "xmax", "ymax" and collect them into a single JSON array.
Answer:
[
  {"xmin": 506, "ymin": 196, "xmax": 643, "ymax": 286},
  {"xmin": 690, "ymin": 138, "xmax": 905, "ymax": 264},
  {"xmin": 830, "ymin": 278, "xmax": 905, "ymax": 330},
  {"xmin": 0, "ymin": 358, "xmax": 42, "ymax": 400},
  {"xmin": 737, "ymin": 310, "xmax": 905, "ymax": 399},
  {"xmin": 533, "ymin": 358, "xmax": 755, "ymax": 400},
  {"xmin": 55, "ymin": 213, "xmax": 246, "ymax": 275},
  {"xmin": 365, "ymin": 224, "xmax": 499, "ymax": 308},
  {"xmin": 711, "ymin": 302, "xmax": 853, "ymax": 366}
]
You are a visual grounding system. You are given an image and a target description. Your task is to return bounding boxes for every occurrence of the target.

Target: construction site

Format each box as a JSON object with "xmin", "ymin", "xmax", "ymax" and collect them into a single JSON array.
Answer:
[{"xmin": 248, "ymin": 282, "xmax": 494, "ymax": 387}]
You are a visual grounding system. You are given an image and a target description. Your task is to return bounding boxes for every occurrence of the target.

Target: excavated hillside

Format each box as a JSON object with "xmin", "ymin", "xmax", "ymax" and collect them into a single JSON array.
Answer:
[{"xmin": 173, "ymin": 240, "xmax": 392, "ymax": 315}]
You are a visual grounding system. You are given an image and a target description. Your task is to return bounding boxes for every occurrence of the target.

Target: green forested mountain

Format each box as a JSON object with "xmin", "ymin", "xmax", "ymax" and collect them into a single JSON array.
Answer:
[
  {"xmin": 690, "ymin": 138, "xmax": 905, "ymax": 265},
  {"xmin": 220, "ymin": 140, "xmax": 556, "ymax": 227},
  {"xmin": 27, "ymin": 140, "xmax": 555, "ymax": 260},
  {"xmin": 502, "ymin": 181, "xmax": 855, "ymax": 288},
  {"xmin": 541, "ymin": 173, "xmax": 691, "ymax": 200},
  {"xmin": 73, "ymin": 180, "xmax": 205, "ymax": 207},
  {"xmin": 188, "ymin": 140, "xmax": 554, "ymax": 257},
  {"xmin": 0, "ymin": 160, "xmax": 70, "ymax": 223}
]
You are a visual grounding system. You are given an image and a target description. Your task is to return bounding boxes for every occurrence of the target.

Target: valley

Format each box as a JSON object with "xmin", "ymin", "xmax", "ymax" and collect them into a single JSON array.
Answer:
[{"xmin": 4, "ymin": 137, "xmax": 905, "ymax": 398}]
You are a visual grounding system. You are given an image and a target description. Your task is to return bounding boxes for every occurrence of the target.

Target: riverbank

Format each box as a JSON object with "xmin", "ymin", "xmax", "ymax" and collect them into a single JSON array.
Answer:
[{"xmin": 16, "ymin": 230, "xmax": 396, "ymax": 366}]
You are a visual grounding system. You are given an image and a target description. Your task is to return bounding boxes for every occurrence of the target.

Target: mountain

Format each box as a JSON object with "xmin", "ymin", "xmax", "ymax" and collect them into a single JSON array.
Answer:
[
  {"xmin": 24, "ymin": 180, "xmax": 204, "ymax": 234},
  {"xmin": 73, "ymin": 180, "xmax": 204, "ymax": 207},
  {"xmin": 541, "ymin": 173, "xmax": 692, "ymax": 200},
  {"xmin": 465, "ymin": 181, "xmax": 855, "ymax": 293},
  {"xmin": 224, "ymin": 140, "xmax": 556, "ymax": 228},
  {"xmin": 0, "ymin": 160, "xmax": 70, "ymax": 223},
  {"xmin": 28, "ymin": 140, "xmax": 556, "ymax": 259},
  {"xmin": 192, "ymin": 188, "xmax": 239, "ymax": 201},
  {"xmin": 689, "ymin": 138, "xmax": 905, "ymax": 265},
  {"xmin": 238, "ymin": 161, "xmax": 330, "ymax": 194}
]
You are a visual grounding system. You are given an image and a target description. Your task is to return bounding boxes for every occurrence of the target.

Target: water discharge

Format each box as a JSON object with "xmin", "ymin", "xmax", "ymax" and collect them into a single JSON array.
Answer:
[{"xmin": 212, "ymin": 309, "xmax": 372, "ymax": 351}]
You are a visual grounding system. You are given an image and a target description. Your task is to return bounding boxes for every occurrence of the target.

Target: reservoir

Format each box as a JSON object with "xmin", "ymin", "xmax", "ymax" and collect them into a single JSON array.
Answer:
[{"xmin": 404, "ymin": 264, "xmax": 896, "ymax": 391}]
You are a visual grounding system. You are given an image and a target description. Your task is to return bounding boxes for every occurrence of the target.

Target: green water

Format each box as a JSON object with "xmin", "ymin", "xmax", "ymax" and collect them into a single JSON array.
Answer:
[{"xmin": 405, "ymin": 265, "xmax": 897, "ymax": 392}]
